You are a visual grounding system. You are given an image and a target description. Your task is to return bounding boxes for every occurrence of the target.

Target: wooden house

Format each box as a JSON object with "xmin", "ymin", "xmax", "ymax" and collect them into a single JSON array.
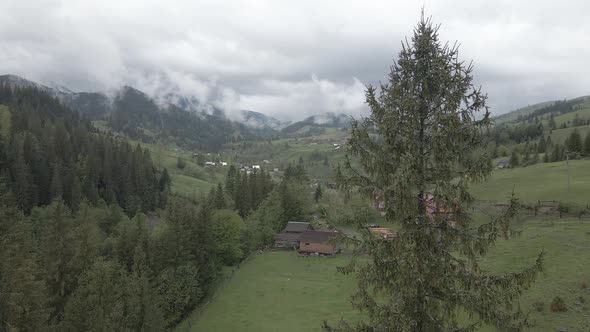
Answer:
[
  {"xmin": 274, "ymin": 222, "xmax": 311, "ymax": 248},
  {"xmin": 298, "ymin": 230, "xmax": 340, "ymax": 255},
  {"xmin": 369, "ymin": 227, "xmax": 396, "ymax": 239}
]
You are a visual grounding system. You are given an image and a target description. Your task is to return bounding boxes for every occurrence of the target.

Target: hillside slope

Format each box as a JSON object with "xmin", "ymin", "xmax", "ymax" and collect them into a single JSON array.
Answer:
[{"xmin": 0, "ymin": 74, "xmax": 277, "ymax": 151}]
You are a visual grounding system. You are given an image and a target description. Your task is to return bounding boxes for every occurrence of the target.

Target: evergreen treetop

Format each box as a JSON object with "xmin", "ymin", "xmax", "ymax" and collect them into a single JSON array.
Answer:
[{"xmin": 330, "ymin": 14, "xmax": 543, "ymax": 332}]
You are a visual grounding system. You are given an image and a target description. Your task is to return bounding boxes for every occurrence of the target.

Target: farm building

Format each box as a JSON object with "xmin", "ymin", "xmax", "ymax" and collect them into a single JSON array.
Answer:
[
  {"xmin": 369, "ymin": 227, "xmax": 396, "ymax": 239},
  {"xmin": 496, "ymin": 159, "xmax": 510, "ymax": 169},
  {"xmin": 274, "ymin": 222, "xmax": 312, "ymax": 248},
  {"xmin": 425, "ymin": 194, "xmax": 454, "ymax": 220},
  {"xmin": 298, "ymin": 230, "xmax": 340, "ymax": 255}
]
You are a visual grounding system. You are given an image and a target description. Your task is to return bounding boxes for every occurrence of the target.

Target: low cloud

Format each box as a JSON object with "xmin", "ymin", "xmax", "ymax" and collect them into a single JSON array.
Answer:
[{"xmin": 0, "ymin": 0, "xmax": 589, "ymax": 120}]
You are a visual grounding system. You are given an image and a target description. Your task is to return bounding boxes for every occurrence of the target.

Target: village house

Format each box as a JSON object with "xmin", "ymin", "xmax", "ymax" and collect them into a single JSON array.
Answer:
[
  {"xmin": 298, "ymin": 230, "xmax": 341, "ymax": 255},
  {"xmin": 274, "ymin": 222, "xmax": 312, "ymax": 248},
  {"xmin": 369, "ymin": 227, "xmax": 396, "ymax": 239}
]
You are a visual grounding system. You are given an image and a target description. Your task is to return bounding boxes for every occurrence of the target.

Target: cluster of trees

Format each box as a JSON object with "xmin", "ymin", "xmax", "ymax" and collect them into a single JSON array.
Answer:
[
  {"xmin": 563, "ymin": 128, "xmax": 590, "ymax": 154},
  {"xmin": 0, "ymin": 85, "xmax": 318, "ymax": 331},
  {"xmin": 508, "ymin": 129, "xmax": 590, "ymax": 167},
  {"xmin": 515, "ymin": 99, "xmax": 578, "ymax": 124},
  {"xmin": 0, "ymin": 86, "xmax": 168, "ymax": 216},
  {"xmin": 224, "ymin": 165, "xmax": 274, "ymax": 217},
  {"xmin": 0, "ymin": 193, "xmax": 233, "ymax": 330},
  {"xmin": 490, "ymin": 122, "xmax": 544, "ymax": 145},
  {"xmin": 243, "ymin": 168, "xmax": 313, "ymax": 251}
]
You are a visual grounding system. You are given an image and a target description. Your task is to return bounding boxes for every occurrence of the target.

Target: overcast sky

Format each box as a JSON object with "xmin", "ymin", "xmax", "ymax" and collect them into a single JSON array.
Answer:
[{"xmin": 1, "ymin": 0, "xmax": 589, "ymax": 121}]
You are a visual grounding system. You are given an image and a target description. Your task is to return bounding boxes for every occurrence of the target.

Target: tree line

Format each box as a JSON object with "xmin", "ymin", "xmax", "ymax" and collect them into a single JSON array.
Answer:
[
  {"xmin": 0, "ymin": 86, "xmax": 317, "ymax": 331},
  {"xmin": 0, "ymin": 86, "xmax": 169, "ymax": 216},
  {"xmin": 505, "ymin": 129, "xmax": 590, "ymax": 167}
]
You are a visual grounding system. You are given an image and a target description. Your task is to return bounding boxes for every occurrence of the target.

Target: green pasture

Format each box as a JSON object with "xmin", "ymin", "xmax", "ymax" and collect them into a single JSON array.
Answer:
[
  {"xmin": 180, "ymin": 216, "xmax": 590, "ymax": 331},
  {"xmin": 471, "ymin": 160, "xmax": 590, "ymax": 207}
]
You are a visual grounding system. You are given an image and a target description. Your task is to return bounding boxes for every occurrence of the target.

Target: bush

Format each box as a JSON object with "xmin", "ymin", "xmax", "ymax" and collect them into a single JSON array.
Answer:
[
  {"xmin": 581, "ymin": 281, "xmax": 588, "ymax": 289},
  {"xmin": 176, "ymin": 157, "xmax": 186, "ymax": 169},
  {"xmin": 550, "ymin": 296, "xmax": 567, "ymax": 312},
  {"xmin": 533, "ymin": 301, "xmax": 545, "ymax": 312}
]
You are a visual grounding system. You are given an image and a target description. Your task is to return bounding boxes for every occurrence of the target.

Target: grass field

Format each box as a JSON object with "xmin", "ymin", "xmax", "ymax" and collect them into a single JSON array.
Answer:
[
  {"xmin": 471, "ymin": 160, "xmax": 590, "ymax": 207},
  {"xmin": 178, "ymin": 252, "xmax": 361, "ymax": 332},
  {"xmin": 179, "ymin": 159, "xmax": 590, "ymax": 332},
  {"xmin": 179, "ymin": 216, "xmax": 590, "ymax": 332}
]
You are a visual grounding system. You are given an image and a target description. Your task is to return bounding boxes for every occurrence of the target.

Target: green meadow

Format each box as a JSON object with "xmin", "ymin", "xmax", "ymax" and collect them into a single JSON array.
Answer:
[
  {"xmin": 471, "ymin": 160, "xmax": 590, "ymax": 207},
  {"xmin": 179, "ymin": 161, "xmax": 590, "ymax": 332},
  {"xmin": 179, "ymin": 215, "xmax": 590, "ymax": 331}
]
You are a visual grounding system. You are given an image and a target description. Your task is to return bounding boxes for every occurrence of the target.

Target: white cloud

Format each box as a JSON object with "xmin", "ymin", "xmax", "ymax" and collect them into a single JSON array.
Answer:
[
  {"xmin": 237, "ymin": 75, "xmax": 366, "ymax": 121},
  {"xmin": 0, "ymin": 0, "xmax": 589, "ymax": 119}
]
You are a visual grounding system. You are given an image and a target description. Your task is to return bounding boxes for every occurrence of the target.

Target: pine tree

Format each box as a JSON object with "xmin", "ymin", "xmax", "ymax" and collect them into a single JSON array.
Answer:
[
  {"xmin": 159, "ymin": 168, "xmax": 171, "ymax": 192},
  {"xmin": 127, "ymin": 245, "xmax": 165, "ymax": 331},
  {"xmin": 314, "ymin": 184, "xmax": 323, "ymax": 203},
  {"xmin": 549, "ymin": 113, "xmax": 556, "ymax": 129},
  {"xmin": 551, "ymin": 144, "xmax": 561, "ymax": 162},
  {"xmin": 584, "ymin": 131, "xmax": 590, "ymax": 154},
  {"xmin": 537, "ymin": 136, "xmax": 546, "ymax": 153},
  {"xmin": 225, "ymin": 165, "xmax": 237, "ymax": 196},
  {"xmin": 329, "ymin": 15, "xmax": 543, "ymax": 331},
  {"xmin": 50, "ymin": 162, "xmax": 63, "ymax": 200},
  {"xmin": 12, "ymin": 142, "xmax": 34, "ymax": 213},
  {"xmin": 61, "ymin": 259, "xmax": 128, "ymax": 331},
  {"xmin": 566, "ymin": 129, "xmax": 583, "ymax": 152},
  {"xmin": 176, "ymin": 156, "xmax": 186, "ymax": 169},
  {"xmin": 214, "ymin": 182, "xmax": 226, "ymax": 209},
  {"xmin": 70, "ymin": 176, "xmax": 82, "ymax": 212},
  {"xmin": 39, "ymin": 200, "xmax": 76, "ymax": 324},
  {"xmin": 0, "ymin": 205, "xmax": 48, "ymax": 331}
]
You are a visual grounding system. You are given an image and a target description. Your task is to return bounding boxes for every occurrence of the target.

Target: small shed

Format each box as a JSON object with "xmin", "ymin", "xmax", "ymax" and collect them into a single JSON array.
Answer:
[
  {"xmin": 496, "ymin": 159, "xmax": 510, "ymax": 169},
  {"xmin": 298, "ymin": 230, "xmax": 340, "ymax": 255}
]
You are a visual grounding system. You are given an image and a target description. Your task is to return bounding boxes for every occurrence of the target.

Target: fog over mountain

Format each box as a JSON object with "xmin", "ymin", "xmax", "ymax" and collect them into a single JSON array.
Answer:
[{"xmin": 1, "ymin": 0, "xmax": 589, "ymax": 121}]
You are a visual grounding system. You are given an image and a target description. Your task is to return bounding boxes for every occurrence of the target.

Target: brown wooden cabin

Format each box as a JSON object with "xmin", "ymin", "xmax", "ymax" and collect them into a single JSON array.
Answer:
[
  {"xmin": 298, "ymin": 230, "xmax": 340, "ymax": 255},
  {"xmin": 274, "ymin": 221, "xmax": 312, "ymax": 248},
  {"xmin": 369, "ymin": 227, "xmax": 396, "ymax": 239}
]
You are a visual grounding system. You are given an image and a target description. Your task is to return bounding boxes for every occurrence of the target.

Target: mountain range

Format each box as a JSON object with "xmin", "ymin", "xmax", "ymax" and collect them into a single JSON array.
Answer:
[{"xmin": 0, "ymin": 74, "xmax": 355, "ymax": 150}]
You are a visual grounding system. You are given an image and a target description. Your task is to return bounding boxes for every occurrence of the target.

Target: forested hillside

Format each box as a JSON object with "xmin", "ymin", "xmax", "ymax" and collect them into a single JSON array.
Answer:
[
  {"xmin": 0, "ymin": 84, "xmax": 319, "ymax": 331},
  {"xmin": 0, "ymin": 86, "xmax": 168, "ymax": 215},
  {"xmin": 0, "ymin": 75, "xmax": 280, "ymax": 152},
  {"xmin": 488, "ymin": 95, "xmax": 590, "ymax": 166}
]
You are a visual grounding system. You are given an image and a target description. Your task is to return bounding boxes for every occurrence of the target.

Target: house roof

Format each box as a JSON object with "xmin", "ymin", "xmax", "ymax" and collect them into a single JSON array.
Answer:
[
  {"xmin": 369, "ymin": 227, "xmax": 396, "ymax": 239},
  {"xmin": 274, "ymin": 232, "xmax": 301, "ymax": 242},
  {"xmin": 299, "ymin": 230, "xmax": 337, "ymax": 244},
  {"xmin": 283, "ymin": 221, "xmax": 311, "ymax": 233}
]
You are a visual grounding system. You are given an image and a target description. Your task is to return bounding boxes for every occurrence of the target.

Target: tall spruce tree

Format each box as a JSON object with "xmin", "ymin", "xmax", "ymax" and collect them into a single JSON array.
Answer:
[
  {"xmin": 329, "ymin": 15, "xmax": 543, "ymax": 332},
  {"xmin": 566, "ymin": 129, "xmax": 582, "ymax": 153}
]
